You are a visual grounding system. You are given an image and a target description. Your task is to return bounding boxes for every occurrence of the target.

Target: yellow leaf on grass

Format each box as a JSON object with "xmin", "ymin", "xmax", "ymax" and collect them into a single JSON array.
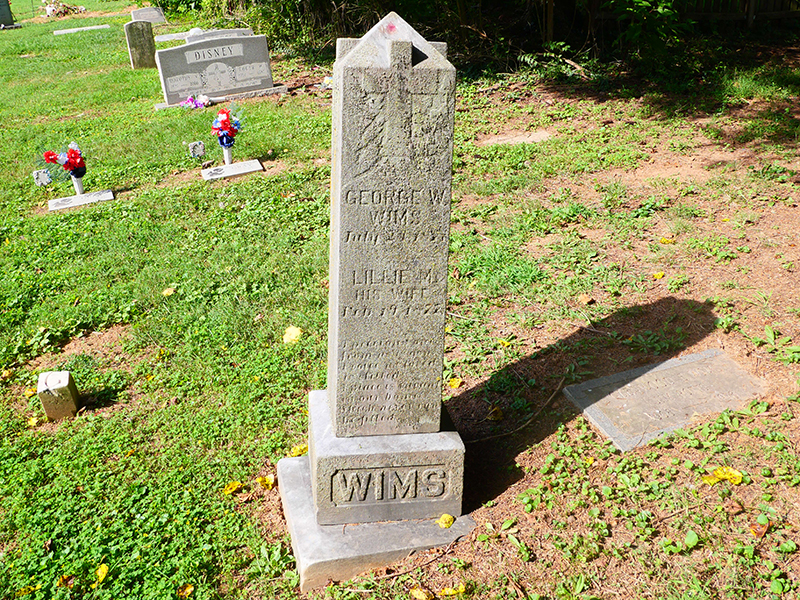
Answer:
[
  {"xmin": 410, "ymin": 586, "xmax": 434, "ymax": 600},
  {"xmin": 448, "ymin": 378, "xmax": 463, "ymax": 389},
  {"xmin": 14, "ymin": 584, "xmax": 42, "ymax": 597},
  {"xmin": 177, "ymin": 583, "xmax": 195, "ymax": 598},
  {"xmin": 24, "ymin": 388, "xmax": 36, "ymax": 398},
  {"xmin": 659, "ymin": 237, "xmax": 675, "ymax": 245},
  {"xmin": 289, "ymin": 443, "xmax": 308, "ymax": 457},
  {"xmin": 257, "ymin": 475, "xmax": 275, "ymax": 490},
  {"xmin": 283, "ymin": 326, "xmax": 303, "ymax": 344},
  {"xmin": 90, "ymin": 564, "xmax": 109, "ymax": 589},
  {"xmin": 56, "ymin": 575, "xmax": 74, "ymax": 589},
  {"xmin": 162, "ymin": 287, "xmax": 176, "ymax": 297},
  {"xmin": 653, "ymin": 272, "xmax": 665, "ymax": 280},
  {"xmin": 1, "ymin": 368, "xmax": 12, "ymax": 380},
  {"xmin": 27, "ymin": 417, "xmax": 39, "ymax": 427},
  {"xmin": 222, "ymin": 481, "xmax": 243, "ymax": 495},
  {"xmin": 585, "ymin": 457, "xmax": 595, "ymax": 466},
  {"xmin": 435, "ymin": 514, "xmax": 455, "ymax": 529},
  {"xmin": 713, "ymin": 466, "xmax": 742, "ymax": 485},
  {"xmin": 498, "ymin": 338, "xmax": 511, "ymax": 348},
  {"xmin": 440, "ymin": 582, "xmax": 467, "ymax": 596},
  {"xmin": 702, "ymin": 474, "xmax": 721, "ymax": 486},
  {"xmin": 486, "ymin": 406, "xmax": 504, "ymax": 421}
]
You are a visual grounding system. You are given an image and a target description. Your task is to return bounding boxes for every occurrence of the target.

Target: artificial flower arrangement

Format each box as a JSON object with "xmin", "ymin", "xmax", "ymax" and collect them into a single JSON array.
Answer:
[
  {"xmin": 212, "ymin": 106, "xmax": 243, "ymax": 150},
  {"xmin": 179, "ymin": 94, "xmax": 211, "ymax": 109},
  {"xmin": 43, "ymin": 142, "xmax": 86, "ymax": 179}
]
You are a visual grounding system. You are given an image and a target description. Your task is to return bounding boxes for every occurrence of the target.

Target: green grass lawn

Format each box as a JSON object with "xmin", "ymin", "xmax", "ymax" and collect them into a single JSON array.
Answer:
[{"xmin": 1, "ymin": 7, "xmax": 799, "ymax": 600}]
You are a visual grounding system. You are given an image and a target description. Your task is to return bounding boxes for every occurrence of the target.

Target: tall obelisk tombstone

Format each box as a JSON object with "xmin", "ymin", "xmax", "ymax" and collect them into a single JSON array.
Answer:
[{"xmin": 278, "ymin": 13, "xmax": 472, "ymax": 592}]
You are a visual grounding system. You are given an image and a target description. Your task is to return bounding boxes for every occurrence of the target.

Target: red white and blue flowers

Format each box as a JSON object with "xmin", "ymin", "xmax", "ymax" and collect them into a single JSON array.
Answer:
[
  {"xmin": 211, "ymin": 107, "xmax": 242, "ymax": 149},
  {"xmin": 43, "ymin": 142, "xmax": 86, "ymax": 179}
]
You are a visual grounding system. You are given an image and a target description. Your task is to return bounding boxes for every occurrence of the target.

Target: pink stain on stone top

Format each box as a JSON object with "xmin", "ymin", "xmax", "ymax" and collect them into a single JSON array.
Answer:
[{"xmin": 386, "ymin": 23, "xmax": 396, "ymax": 33}]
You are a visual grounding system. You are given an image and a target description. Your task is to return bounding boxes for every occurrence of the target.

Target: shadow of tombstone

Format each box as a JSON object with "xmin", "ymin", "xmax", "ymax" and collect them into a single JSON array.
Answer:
[{"xmin": 444, "ymin": 296, "xmax": 724, "ymax": 512}]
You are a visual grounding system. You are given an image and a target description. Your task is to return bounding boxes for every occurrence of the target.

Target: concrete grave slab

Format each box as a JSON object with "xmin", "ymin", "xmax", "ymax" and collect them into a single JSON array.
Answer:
[
  {"xmin": 49, "ymin": 189, "xmax": 114, "ymax": 211},
  {"xmin": 308, "ymin": 390, "xmax": 464, "ymax": 525},
  {"xmin": 201, "ymin": 158, "xmax": 262, "ymax": 180},
  {"xmin": 563, "ymin": 349, "xmax": 765, "ymax": 451},
  {"xmin": 53, "ymin": 24, "xmax": 110, "ymax": 35},
  {"xmin": 155, "ymin": 34, "xmax": 280, "ymax": 106},
  {"xmin": 125, "ymin": 21, "xmax": 156, "ymax": 69},
  {"xmin": 131, "ymin": 6, "xmax": 165, "ymax": 23},
  {"xmin": 154, "ymin": 28, "xmax": 202, "ymax": 43},
  {"xmin": 184, "ymin": 28, "xmax": 253, "ymax": 44},
  {"xmin": 278, "ymin": 454, "xmax": 475, "ymax": 592}
]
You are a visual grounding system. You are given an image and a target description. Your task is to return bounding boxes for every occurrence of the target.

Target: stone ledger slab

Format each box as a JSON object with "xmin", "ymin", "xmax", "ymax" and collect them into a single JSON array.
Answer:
[
  {"xmin": 131, "ymin": 7, "xmax": 165, "ymax": 23},
  {"xmin": 278, "ymin": 454, "xmax": 475, "ymax": 592},
  {"xmin": 54, "ymin": 24, "xmax": 110, "ymax": 35},
  {"xmin": 327, "ymin": 13, "xmax": 456, "ymax": 438},
  {"xmin": 563, "ymin": 349, "xmax": 764, "ymax": 451},
  {"xmin": 155, "ymin": 35, "xmax": 277, "ymax": 106},
  {"xmin": 185, "ymin": 28, "xmax": 253, "ymax": 44},
  {"xmin": 154, "ymin": 28, "xmax": 201, "ymax": 43},
  {"xmin": 308, "ymin": 390, "xmax": 464, "ymax": 525},
  {"xmin": 49, "ymin": 190, "xmax": 114, "ymax": 211},
  {"xmin": 125, "ymin": 21, "xmax": 156, "ymax": 69},
  {"xmin": 201, "ymin": 159, "xmax": 263, "ymax": 181}
]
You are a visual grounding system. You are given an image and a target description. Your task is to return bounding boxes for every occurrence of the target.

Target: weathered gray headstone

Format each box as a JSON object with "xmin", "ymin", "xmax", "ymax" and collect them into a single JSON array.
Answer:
[
  {"xmin": 37, "ymin": 371, "xmax": 80, "ymax": 421},
  {"xmin": 184, "ymin": 28, "xmax": 253, "ymax": 44},
  {"xmin": 131, "ymin": 6, "xmax": 165, "ymax": 23},
  {"xmin": 53, "ymin": 24, "xmax": 110, "ymax": 35},
  {"xmin": 563, "ymin": 349, "xmax": 765, "ymax": 451},
  {"xmin": 277, "ymin": 13, "xmax": 471, "ymax": 592},
  {"xmin": 327, "ymin": 17, "xmax": 454, "ymax": 439},
  {"xmin": 125, "ymin": 21, "xmax": 156, "ymax": 69},
  {"xmin": 1, "ymin": 0, "xmax": 16, "ymax": 26},
  {"xmin": 155, "ymin": 35, "xmax": 286, "ymax": 106}
]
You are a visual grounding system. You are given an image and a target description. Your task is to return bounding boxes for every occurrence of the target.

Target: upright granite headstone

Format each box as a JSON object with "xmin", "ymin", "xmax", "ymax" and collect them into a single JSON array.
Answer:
[
  {"xmin": 131, "ymin": 6, "xmax": 165, "ymax": 23},
  {"xmin": 155, "ymin": 35, "xmax": 286, "ymax": 106},
  {"xmin": 278, "ymin": 13, "xmax": 471, "ymax": 592},
  {"xmin": 125, "ymin": 21, "xmax": 157, "ymax": 69}
]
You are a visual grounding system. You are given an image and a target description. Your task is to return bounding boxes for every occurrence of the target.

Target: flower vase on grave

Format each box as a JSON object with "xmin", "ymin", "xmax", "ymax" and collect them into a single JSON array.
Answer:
[
  {"xmin": 222, "ymin": 144, "xmax": 233, "ymax": 166},
  {"xmin": 71, "ymin": 175, "xmax": 84, "ymax": 195}
]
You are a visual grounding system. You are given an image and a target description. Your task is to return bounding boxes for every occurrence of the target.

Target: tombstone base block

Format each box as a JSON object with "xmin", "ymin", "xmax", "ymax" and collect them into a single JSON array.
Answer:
[
  {"xmin": 48, "ymin": 190, "xmax": 114, "ymax": 211},
  {"xmin": 201, "ymin": 159, "xmax": 263, "ymax": 181},
  {"xmin": 154, "ymin": 84, "xmax": 288, "ymax": 110},
  {"xmin": 278, "ymin": 455, "xmax": 474, "ymax": 592},
  {"xmin": 308, "ymin": 390, "xmax": 465, "ymax": 525}
]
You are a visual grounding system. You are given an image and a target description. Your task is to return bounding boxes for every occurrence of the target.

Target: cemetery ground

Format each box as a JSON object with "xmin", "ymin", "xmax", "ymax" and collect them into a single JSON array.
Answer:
[{"xmin": 0, "ymin": 5, "xmax": 799, "ymax": 599}]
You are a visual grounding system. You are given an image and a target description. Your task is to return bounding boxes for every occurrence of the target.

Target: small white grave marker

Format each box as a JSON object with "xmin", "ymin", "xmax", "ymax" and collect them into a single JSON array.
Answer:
[{"xmin": 37, "ymin": 371, "xmax": 80, "ymax": 421}]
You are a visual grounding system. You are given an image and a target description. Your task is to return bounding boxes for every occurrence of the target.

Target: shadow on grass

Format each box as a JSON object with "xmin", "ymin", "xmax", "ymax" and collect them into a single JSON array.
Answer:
[{"xmin": 446, "ymin": 296, "xmax": 719, "ymax": 512}]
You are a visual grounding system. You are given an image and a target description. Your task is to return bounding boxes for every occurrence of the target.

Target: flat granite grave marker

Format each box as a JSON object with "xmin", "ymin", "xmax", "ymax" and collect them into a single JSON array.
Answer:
[
  {"xmin": 53, "ymin": 24, "xmax": 110, "ymax": 35},
  {"xmin": 185, "ymin": 28, "xmax": 253, "ymax": 44},
  {"xmin": 125, "ymin": 21, "xmax": 156, "ymax": 69},
  {"xmin": 563, "ymin": 349, "xmax": 765, "ymax": 451},
  {"xmin": 277, "ymin": 13, "xmax": 472, "ymax": 591},
  {"xmin": 154, "ymin": 27, "xmax": 202, "ymax": 43},
  {"xmin": 154, "ymin": 34, "xmax": 286, "ymax": 107},
  {"xmin": 131, "ymin": 6, "xmax": 165, "ymax": 23}
]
